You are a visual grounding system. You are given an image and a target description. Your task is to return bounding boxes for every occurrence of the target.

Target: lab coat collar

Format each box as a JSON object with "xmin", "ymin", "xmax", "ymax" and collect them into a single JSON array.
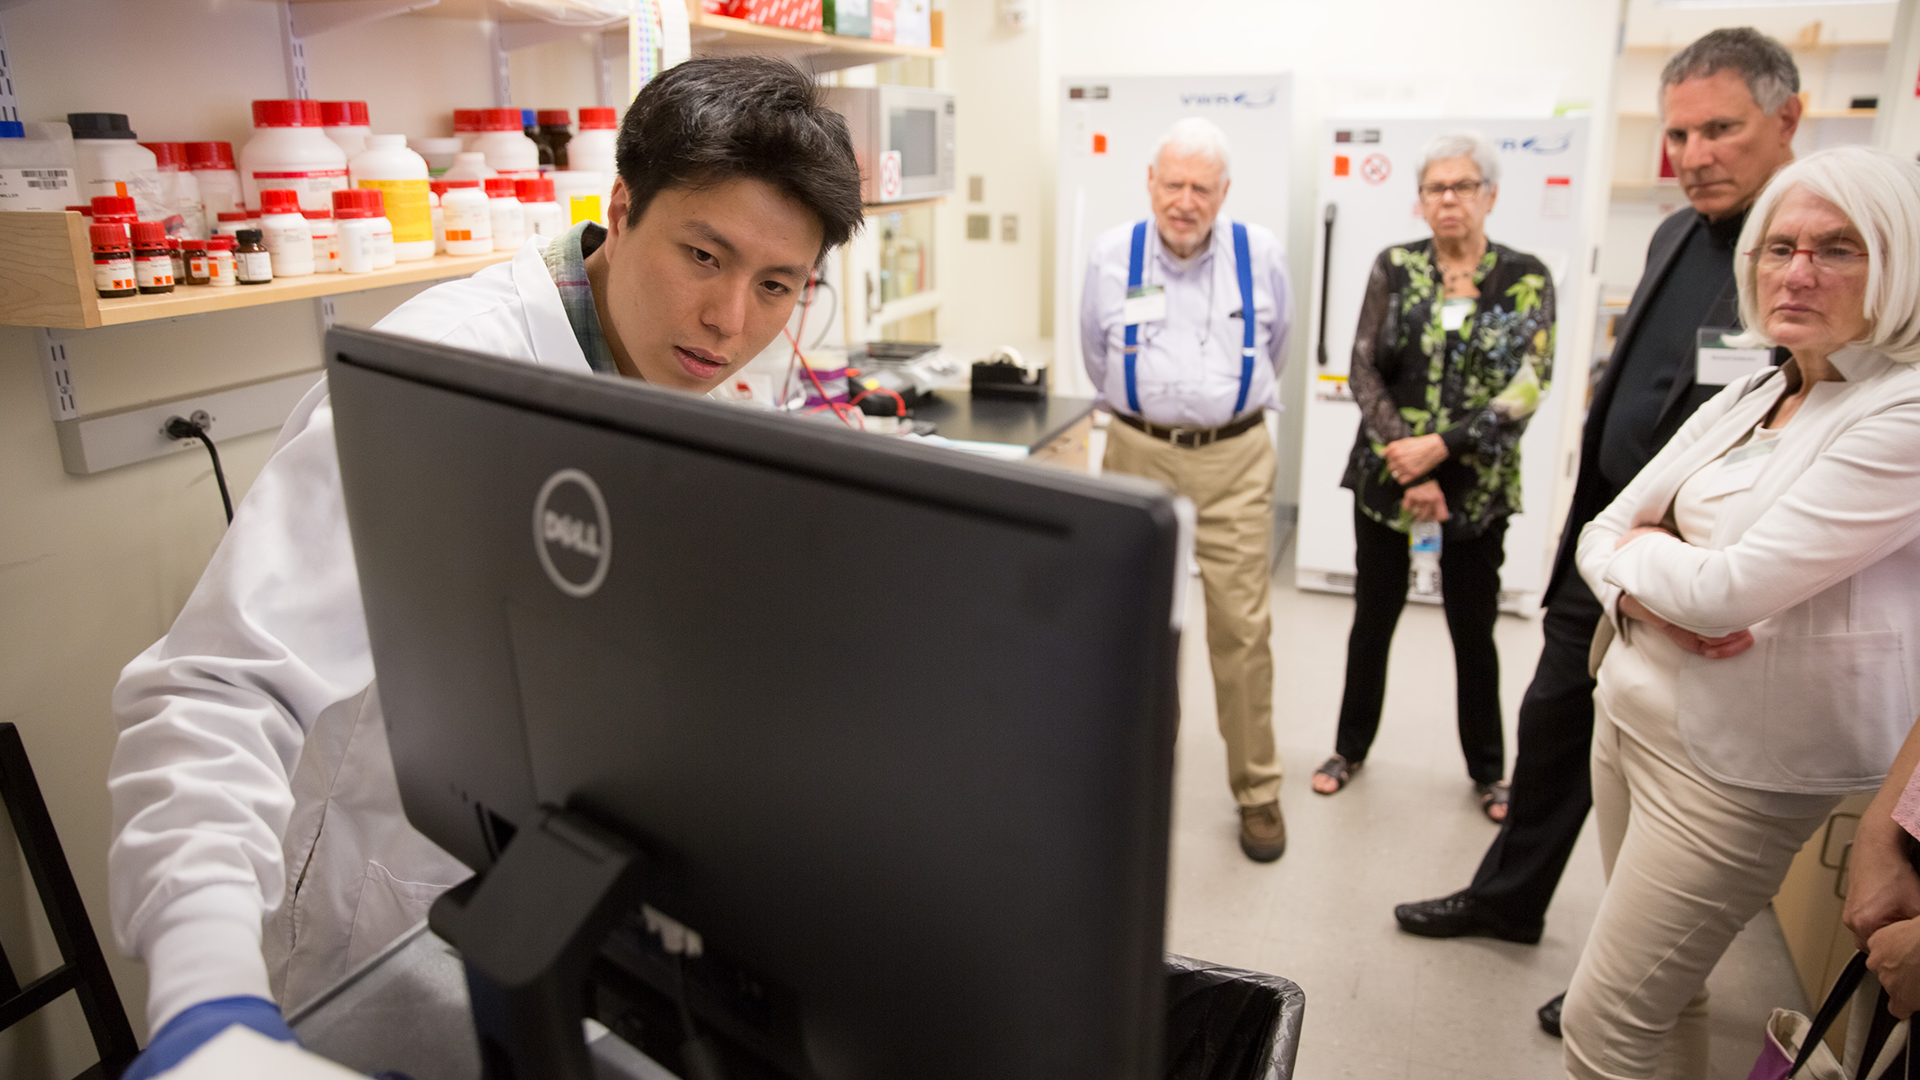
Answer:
[
  {"xmin": 1824, "ymin": 343, "xmax": 1894, "ymax": 385},
  {"xmin": 510, "ymin": 234, "xmax": 595, "ymax": 375}
]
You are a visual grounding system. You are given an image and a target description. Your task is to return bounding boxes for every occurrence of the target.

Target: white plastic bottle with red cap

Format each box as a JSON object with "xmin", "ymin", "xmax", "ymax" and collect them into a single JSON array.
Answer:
[
  {"xmin": 440, "ymin": 180, "xmax": 493, "ymax": 256},
  {"xmin": 516, "ymin": 177, "xmax": 565, "ymax": 240},
  {"xmin": 333, "ymin": 188, "xmax": 394, "ymax": 273},
  {"xmin": 320, "ymin": 101, "xmax": 371, "ymax": 160},
  {"xmin": 484, "ymin": 177, "xmax": 524, "ymax": 251},
  {"xmin": 240, "ymin": 100, "xmax": 349, "ymax": 213},
  {"xmin": 569, "ymin": 107, "xmax": 618, "ymax": 182},
  {"xmin": 474, "ymin": 109, "xmax": 540, "ymax": 179},
  {"xmin": 257, "ymin": 188, "xmax": 315, "ymax": 277},
  {"xmin": 186, "ymin": 141, "xmax": 243, "ymax": 219}
]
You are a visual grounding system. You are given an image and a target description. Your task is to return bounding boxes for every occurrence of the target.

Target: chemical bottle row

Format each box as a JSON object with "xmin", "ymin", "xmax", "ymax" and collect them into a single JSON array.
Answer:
[{"xmin": 3, "ymin": 102, "xmax": 614, "ymax": 254}]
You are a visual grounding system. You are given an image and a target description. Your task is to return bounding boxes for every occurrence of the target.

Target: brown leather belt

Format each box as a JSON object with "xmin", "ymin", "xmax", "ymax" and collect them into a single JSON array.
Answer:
[{"xmin": 1113, "ymin": 410, "xmax": 1264, "ymax": 449}]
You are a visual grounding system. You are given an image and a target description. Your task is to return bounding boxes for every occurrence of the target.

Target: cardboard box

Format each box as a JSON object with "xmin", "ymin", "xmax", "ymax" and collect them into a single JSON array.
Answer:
[
  {"xmin": 870, "ymin": 0, "xmax": 895, "ymax": 42},
  {"xmin": 892, "ymin": 0, "xmax": 931, "ymax": 46},
  {"xmin": 824, "ymin": 0, "xmax": 870, "ymax": 38}
]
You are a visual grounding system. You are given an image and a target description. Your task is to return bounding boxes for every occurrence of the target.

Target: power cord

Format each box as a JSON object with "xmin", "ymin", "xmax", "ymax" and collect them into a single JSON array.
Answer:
[{"xmin": 163, "ymin": 411, "xmax": 233, "ymax": 524}]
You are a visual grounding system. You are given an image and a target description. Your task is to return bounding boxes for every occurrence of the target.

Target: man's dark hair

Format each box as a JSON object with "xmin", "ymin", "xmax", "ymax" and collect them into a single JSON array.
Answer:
[
  {"xmin": 1661, "ymin": 28, "xmax": 1801, "ymax": 114},
  {"xmin": 616, "ymin": 56, "xmax": 865, "ymax": 261}
]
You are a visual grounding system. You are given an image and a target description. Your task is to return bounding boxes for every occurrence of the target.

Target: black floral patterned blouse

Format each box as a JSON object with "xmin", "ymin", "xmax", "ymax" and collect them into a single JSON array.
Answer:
[{"xmin": 1340, "ymin": 238, "xmax": 1556, "ymax": 540}]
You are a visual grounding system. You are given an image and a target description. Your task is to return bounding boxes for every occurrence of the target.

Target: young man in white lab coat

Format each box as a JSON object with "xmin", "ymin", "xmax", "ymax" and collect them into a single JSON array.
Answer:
[{"xmin": 106, "ymin": 56, "xmax": 864, "ymax": 1078}]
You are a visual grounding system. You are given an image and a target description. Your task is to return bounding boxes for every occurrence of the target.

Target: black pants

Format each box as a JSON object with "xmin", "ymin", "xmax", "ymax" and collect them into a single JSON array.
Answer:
[
  {"xmin": 1463, "ymin": 572, "xmax": 1603, "ymax": 928},
  {"xmin": 1335, "ymin": 509, "xmax": 1507, "ymax": 784}
]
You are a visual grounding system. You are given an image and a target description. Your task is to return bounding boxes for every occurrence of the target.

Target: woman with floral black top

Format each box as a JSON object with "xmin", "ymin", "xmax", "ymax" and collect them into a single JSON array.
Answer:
[{"xmin": 1310, "ymin": 131, "xmax": 1556, "ymax": 822}]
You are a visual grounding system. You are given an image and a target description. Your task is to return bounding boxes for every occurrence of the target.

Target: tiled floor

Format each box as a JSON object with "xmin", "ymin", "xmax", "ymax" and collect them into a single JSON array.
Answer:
[{"xmin": 1161, "ymin": 545, "xmax": 1810, "ymax": 1079}]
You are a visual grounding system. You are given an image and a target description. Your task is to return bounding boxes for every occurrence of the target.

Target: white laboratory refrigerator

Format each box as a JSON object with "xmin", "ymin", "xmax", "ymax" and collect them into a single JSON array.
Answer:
[
  {"xmin": 1294, "ymin": 118, "xmax": 1591, "ymax": 614},
  {"xmin": 1053, "ymin": 74, "xmax": 1292, "ymax": 399}
]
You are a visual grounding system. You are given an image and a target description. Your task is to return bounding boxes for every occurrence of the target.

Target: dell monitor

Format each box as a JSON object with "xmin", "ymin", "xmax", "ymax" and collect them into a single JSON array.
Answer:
[{"xmin": 324, "ymin": 326, "xmax": 1185, "ymax": 1080}]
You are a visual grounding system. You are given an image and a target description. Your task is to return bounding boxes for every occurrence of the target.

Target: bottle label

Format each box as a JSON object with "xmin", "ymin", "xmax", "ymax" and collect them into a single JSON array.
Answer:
[
  {"xmin": 188, "ymin": 254, "xmax": 210, "ymax": 277},
  {"xmin": 443, "ymin": 197, "xmax": 493, "ymax": 243},
  {"xmin": 251, "ymin": 169, "xmax": 350, "ymax": 210},
  {"xmin": 134, "ymin": 253, "xmax": 174, "ymax": 289},
  {"xmin": 357, "ymin": 178, "xmax": 432, "ymax": 245},
  {"xmin": 93, "ymin": 255, "xmax": 135, "ymax": 292},
  {"xmin": 209, "ymin": 250, "xmax": 237, "ymax": 286},
  {"xmin": 0, "ymin": 166, "xmax": 77, "ymax": 211},
  {"xmin": 236, "ymin": 250, "xmax": 274, "ymax": 281}
]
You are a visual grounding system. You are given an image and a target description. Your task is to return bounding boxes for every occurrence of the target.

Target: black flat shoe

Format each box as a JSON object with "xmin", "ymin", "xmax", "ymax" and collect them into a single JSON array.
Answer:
[
  {"xmin": 1538, "ymin": 991, "xmax": 1565, "ymax": 1038},
  {"xmin": 1392, "ymin": 889, "xmax": 1544, "ymax": 945}
]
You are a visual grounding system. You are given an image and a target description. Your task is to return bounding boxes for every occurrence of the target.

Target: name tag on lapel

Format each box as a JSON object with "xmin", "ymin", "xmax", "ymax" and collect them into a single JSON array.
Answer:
[
  {"xmin": 1701, "ymin": 438, "xmax": 1779, "ymax": 499},
  {"xmin": 1697, "ymin": 327, "xmax": 1771, "ymax": 387},
  {"xmin": 1123, "ymin": 285, "xmax": 1167, "ymax": 324}
]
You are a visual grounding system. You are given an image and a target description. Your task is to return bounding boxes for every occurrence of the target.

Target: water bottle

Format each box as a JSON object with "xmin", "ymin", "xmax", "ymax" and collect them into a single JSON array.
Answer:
[{"xmin": 1410, "ymin": 520, "xmax": 1442, "ymax": 595}]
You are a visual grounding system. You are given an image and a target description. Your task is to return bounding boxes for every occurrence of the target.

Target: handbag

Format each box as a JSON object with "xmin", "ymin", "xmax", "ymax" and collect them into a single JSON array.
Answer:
[{"xmin": 1748, "ymin": 951, "xmax": 1910, "ymax": 1080}]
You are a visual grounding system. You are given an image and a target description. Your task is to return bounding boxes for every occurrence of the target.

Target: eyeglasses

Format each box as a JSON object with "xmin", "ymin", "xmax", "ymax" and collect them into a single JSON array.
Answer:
[
  {"xmin": 1747, "ymin": 242, "xmax": 1870, "ymax": 274},
  {"xmin": 1418, "ymin": 180, "xmax": 1486, "ymax": 201}
]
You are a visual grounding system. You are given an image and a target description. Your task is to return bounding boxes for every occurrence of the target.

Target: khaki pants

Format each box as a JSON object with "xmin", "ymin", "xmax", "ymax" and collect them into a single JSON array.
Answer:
[
  {"xmin": 1104, "ymin": 418, "xmax": 1282, "ymax": 806},
  {"xmin": 1563, "ymin": 631, "xmax": 1839, "ymax": 1079}
]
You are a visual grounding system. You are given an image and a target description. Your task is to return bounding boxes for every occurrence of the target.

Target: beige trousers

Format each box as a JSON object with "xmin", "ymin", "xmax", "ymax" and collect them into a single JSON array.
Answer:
[
  {"xmin": 1103, "ymin": 418, "xmax": 1282, "ymax": 806},
  {"xmin": 1563, "ymin": 630, "xmax": 1840, "ymax": 1079}
]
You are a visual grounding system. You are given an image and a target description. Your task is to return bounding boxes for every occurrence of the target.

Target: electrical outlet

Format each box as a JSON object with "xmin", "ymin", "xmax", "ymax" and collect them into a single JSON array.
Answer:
[
  {"xmin": 966, "ymin": 214, "xmax": 991, "ymax": 240},
  {"xmin": 1001, "ymin": 214, "xmax": 1018, "ymax": 243},
  {"xmin": 53, "ymin": 369, "xmax": 322, "ymax": 475}
]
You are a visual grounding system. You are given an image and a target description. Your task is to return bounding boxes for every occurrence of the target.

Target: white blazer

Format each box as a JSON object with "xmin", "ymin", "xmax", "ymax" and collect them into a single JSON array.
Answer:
[
  {"xmin": 108, "ymin": 236, "xmax": 590, "ymax": 1031},
  {"xmin": 1578, "ymin": 345, "xmax": 1920, "ymax": 796}
]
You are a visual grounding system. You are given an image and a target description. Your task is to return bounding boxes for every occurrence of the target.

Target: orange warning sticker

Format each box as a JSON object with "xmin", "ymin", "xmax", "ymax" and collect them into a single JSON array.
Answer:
[
  {"xmin": 1333, "ymin": 155, "xmax": 1351, "ymax": 177},
  {"xmin": 1092, "ymin": 132, "xmax": 1109, "ymax": 154}
]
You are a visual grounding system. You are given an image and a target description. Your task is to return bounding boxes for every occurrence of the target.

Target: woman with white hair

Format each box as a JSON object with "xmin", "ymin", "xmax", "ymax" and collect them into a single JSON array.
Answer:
[
  {"xmin": 1313, "ymin": 130, "xmax": 1555, "ymax": 822},
  {"xmin": 1561, "ymin": 144, "xmax": 1920, "ymax": 1079}
]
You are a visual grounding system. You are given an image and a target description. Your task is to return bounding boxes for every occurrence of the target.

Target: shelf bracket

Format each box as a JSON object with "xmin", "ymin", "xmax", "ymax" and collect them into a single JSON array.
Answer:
[
  {"xmin": 39, "ymin": 330, "xmax": 78, "ymax": 424},
  {"xmin": 278, "ymin": 1, "xmax": 310, "ymax": 99},
  {"xmin": 289, "ymin": 0, "xmax": 441, "ymax": 38},
  {"xmin": 491, "ymin": 20, "xmax": 513, "ymax": 108}
]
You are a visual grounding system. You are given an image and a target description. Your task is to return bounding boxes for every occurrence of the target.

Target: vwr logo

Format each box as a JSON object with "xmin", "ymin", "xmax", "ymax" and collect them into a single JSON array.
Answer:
[
  {"xmin": 1180, "ymin": 88, "xmax": 1280, "ymax": 109},
  {"xmin": 1497, "ymin": 133, "xmax": 1573, "ymax": 155},
  {"xmin": 533, "ymin": 468, "xmax": 612, "ymax": 598}
]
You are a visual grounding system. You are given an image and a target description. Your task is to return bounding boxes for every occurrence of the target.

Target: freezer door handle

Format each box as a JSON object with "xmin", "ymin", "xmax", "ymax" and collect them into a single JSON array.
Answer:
[{"xmin": 1317, "ymin": 202, "xmax": 1338, "ymax": 367}]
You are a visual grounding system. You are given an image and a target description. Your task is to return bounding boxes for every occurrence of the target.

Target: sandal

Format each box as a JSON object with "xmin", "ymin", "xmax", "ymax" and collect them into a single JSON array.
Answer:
[
  {"xmin": 1312, "ymin": 755, "xmax": 1362, "ymax": 795},
  {"xmin": 1476, "ymin": 780, "xmax": 1511, "ymax": 823}
]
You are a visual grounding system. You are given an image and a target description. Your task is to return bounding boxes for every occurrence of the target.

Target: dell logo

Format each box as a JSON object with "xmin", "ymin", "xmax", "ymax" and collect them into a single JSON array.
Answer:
[{"xmin": 534, "ymin": 468, "xmax": 611, "ymax": 598}]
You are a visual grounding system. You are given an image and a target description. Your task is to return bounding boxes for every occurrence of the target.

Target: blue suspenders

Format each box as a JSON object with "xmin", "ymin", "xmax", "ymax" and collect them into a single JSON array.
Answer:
[
  {"xmin": 1121, "ymin": 220, "xmax": 1258, "ymax": 420},
  {"xmin": 1122, "ymin": 221, "xmax": 1149, "ymax": 414}
]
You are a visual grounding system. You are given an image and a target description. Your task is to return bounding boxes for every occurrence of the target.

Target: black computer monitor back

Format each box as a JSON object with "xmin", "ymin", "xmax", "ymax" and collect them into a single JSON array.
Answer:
[{"xmin": 325, "ymin": 327, "xmax": 1182, "ymax": 1080}]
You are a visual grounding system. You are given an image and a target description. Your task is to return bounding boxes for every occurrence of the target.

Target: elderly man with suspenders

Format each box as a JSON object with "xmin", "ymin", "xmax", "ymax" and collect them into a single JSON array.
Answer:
[{"xmin": 1080, "ymin": 117, "xmax": 1294, "ymax": 862}]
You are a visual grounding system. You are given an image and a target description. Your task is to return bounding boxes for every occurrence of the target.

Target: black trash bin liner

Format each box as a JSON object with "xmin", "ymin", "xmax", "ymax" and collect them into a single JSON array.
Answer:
[{"xmin": 1164, "ymin": 954, "xmax": 1305, "ymax": 1080}]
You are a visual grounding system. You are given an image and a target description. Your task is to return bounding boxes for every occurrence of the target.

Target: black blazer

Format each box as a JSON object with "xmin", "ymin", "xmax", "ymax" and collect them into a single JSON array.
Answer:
[{"xmin": 1542, "ymin": 207, "xmax": 1751, "ymax": 608}]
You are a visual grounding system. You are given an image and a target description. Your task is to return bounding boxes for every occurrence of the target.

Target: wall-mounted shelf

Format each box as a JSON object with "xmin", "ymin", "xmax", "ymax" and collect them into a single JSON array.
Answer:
[
  {"xmin": 688, "ymin": 11, "xmax": 940, "ymax": 73},
  {"xmin": 865, "ymin": 196, "xmax": 947, "ymax": 214},
  {"xmin": 0, "ymin": 212, "xmax": 514, "ymax": 330}
]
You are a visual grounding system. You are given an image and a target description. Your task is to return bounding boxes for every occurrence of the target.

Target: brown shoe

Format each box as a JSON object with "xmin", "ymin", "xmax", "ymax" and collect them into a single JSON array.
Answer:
[{"xmin": 1238, "ymin": 801, "xmax": 1286, "ymax": 862}]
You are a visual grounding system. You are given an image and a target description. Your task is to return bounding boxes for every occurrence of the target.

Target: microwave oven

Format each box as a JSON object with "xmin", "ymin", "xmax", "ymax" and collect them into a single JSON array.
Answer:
[{"xmin": 822, "ymin": 86, "xmax": 955, "ymax": 204}]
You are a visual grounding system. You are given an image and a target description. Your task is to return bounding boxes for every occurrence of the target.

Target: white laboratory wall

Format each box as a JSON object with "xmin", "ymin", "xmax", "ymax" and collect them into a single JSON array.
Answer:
[{"xmin": 0, "ymin": 3, "xmax": 608, "ymax": 1075}]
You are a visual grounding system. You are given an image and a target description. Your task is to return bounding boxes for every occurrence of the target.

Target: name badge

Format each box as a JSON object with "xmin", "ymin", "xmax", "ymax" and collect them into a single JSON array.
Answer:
[
  {"xmin": 1441, "ymin": 297, "xmax": 1475, "ymax": 333},
  {"xmin": 1123, "ymin": 284, "xmax": 1167, "ymax": 325},
  {"xmin": 1696, "ymin": 327, "xmax": 1771, "ymax": 387},
  {"xmin": 1701, "ymin": 437, "xmax": 1779, "ymax": 499}
]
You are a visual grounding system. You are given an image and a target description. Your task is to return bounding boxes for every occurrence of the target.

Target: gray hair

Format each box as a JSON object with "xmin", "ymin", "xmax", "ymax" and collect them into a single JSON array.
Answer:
[
  {"xmin": 1661, "ymin": 27, "xmax": 1801, "ymax": 115},
  {"xmin": 1732, "ymin": 146, "xmax": 1920, "ymax": 364},
  {"xmin": 1153, "ymin": 117, "xmax": 1231, "ymax": 181},
  {"xmin": 1418, "ymin": 130, "xmax": 1499, "ymax": 188}
]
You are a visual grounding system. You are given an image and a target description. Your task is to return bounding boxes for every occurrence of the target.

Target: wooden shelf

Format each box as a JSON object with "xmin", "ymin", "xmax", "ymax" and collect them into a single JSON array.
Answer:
[
  {"xmin": 687, "ymin": 11, "xmax": 940, "ymax": 73},
  {"xmin": 865, "ymin": 196, "xmax": 946, "ymax": 215},
  {"xmin": 0, "ymin": 212, "xmax": 514, "ymax": 330}
]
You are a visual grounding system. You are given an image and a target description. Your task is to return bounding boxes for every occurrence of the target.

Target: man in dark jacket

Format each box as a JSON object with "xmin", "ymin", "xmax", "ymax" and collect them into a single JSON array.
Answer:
[{"xmin": 1391, "ymin": 26, "xmax": 1802, "ymax": 1035}]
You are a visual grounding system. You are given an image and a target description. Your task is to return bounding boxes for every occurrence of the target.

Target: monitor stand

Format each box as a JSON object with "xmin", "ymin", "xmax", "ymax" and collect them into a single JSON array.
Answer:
[{"xmin": 430, "ymin": 809, "xmax": 645, "ymax": 1080}]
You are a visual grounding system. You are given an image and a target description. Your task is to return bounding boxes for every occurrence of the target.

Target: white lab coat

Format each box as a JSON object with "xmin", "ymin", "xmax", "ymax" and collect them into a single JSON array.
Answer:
[{"xmin": 108, "ymin": 236, "xmax": 592, "ymax": 1031}]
